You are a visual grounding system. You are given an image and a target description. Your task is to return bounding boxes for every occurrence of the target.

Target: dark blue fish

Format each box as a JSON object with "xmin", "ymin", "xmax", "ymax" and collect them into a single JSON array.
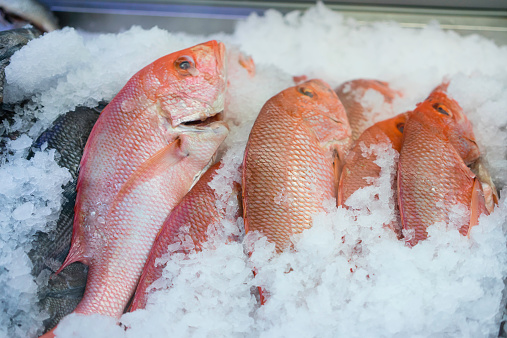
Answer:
[{"xmin": 28, "ymin": 103, "xmax": 105, "ymax": 333}]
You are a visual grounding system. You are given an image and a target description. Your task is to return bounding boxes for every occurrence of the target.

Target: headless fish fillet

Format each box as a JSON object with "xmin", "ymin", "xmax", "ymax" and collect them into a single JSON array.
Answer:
[
  {"xmin": 41, "ymin": 41, "xmax": 229, "ymax": 338},
  {"xmin": 397, "ymin": 83, "xmax": 487, "ymax": 246},
  {"xmin": 129, "ymin": 161, "xmax": 241, "ymax": 311},
  {"xmin": 335, "ymin": 79, "xmax": 402, "ymax": 142}
]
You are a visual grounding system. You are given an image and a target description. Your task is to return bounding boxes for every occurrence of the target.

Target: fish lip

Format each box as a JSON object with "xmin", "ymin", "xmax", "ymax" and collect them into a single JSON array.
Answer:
[
  {"xmin": 177, "ymin": 111, "xmax": 228, "ymax": 132},
  {"xmin": 169, "ymin": 91, "xmax": 225, "ymax": 127}
]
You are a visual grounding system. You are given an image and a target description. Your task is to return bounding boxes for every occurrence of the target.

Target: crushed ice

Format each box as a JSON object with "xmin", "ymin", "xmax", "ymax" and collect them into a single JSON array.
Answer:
[{"xmin": 1, "ymin": 2, "xmax": 506, "ymax": 337}]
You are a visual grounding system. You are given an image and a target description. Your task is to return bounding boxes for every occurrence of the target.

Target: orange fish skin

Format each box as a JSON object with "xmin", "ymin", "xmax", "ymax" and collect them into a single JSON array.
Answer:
[
  {"xmin": 397, "ymin": 86, "xmax": 484, "ymax": 246},
  {"xmin": 54, "ymin": 41, "xmax": 228, "ymax": 320},
  {"xmin": 129, "ymin": 161, "xmax": 241, "ymax": 311},
  {"xmin": 335, "ymin": 79, "xmax": 401, "ymax": 142},
  {"xmin": 338, "ymin": 113, "xmax": 408, "ymax": 236},
  {"xmin": 243, "ymin": 79, "xmax": 351, "ymax": 252},
  {"xmin": 238, "ymin": 52, "xmax": 256, "ymax": 77}
]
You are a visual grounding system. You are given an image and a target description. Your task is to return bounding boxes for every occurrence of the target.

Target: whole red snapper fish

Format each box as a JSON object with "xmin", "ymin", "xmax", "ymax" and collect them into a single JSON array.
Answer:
[
  {"xmin": 129, "ymin": 161, "xmax": 241, "ymax": 311},
  {"xmin": 397, "ymin": 84, "xmax": 487, "ymax": 246},
  {"xmin": 335, "ymin": 79, "xmax": 401, "ymax": 142},
  {"xmin": 242, "ymin": 79, "xmax": 351, "ymax": 252},
  {"xmin": 338, "ymin": 113, "xmax": 408, "ymax": 237},
  {"xmin": 42, "ymin": 41, "xmax": 228, "ymax": 337}
]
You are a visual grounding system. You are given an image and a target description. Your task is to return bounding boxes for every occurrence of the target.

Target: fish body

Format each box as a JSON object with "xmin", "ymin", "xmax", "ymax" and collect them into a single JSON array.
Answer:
[
  {"xmin": 38, "ymin": 262, "xmax": 88, "ymax": 332},
  {"xmin": 242, "ymin": 79, "xmax": 351, "ymax": 251},
  {"xmin": 28, "ymin": 104, "xmax": 104, "ymax": 333},
  {"xmin": 397, "ymin": 85, "xmax": 485, "ymax": 246},
  {"xmin": 335, "ymin": 79, "xmax": 401, "ymax": 142},
  {"xmin": 54, "ymin": 41, "xmax": 228, "ymax": 320},
  {"xmin": 30, "ymin": 105, "xmax": 103, "ymax": 276},
  {"xmin": 338, "ymin": 113, "xmax": 408, "ymax": 236},
  {"xmin": 130, "ymin": 161, "xmax": 240, "ymax": 311}
]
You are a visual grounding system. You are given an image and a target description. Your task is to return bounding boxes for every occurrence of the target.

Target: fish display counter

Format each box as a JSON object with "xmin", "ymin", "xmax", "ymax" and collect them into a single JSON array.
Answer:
[{"xmin": 1, "ymin": 1, "xmax": 507, "ymax": 337}]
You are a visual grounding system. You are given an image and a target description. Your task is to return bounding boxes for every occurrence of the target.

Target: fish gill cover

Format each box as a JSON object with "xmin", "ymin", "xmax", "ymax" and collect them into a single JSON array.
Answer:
[{"xmin": 1, "ymin": 3, "xmax": 507, "ymax": 337}]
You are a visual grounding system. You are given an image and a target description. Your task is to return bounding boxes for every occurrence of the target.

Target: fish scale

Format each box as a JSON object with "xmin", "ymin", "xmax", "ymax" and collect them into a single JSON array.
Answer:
[
  {"xmin": 42, "ymin": 41, "xmax": 228, "ymax": 335},
  {"xmin": 129, "ymin": 161, "xmax": 241, "ymax": 311},
  {"xmin": 243, "ymin": 79, "xmax": 351, "ymax": 252},
  {"xmin": 338, "ymin": 113, "xmax": 408, "ymax": 237},
  {"xmin": 28, "ymin": 104, "xmax": 104, "ymax": 333},
  {"xmin": 397, "ymin": 85, "xmax": 486, "ymax": 246},
  {"xmin": 335, "ymin": 79, "xmax": 401, "ymax": 142},
  {"xmin": 398, "ymin": 117, "xmax": 475, "ymax": 240},
  {"xmin": 71, "ymin": 129, "xmax": 229, "ymax": 317}
]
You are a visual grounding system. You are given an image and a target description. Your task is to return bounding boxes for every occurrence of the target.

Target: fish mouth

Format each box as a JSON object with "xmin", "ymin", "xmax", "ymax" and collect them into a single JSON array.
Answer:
[{"xmin": 177, "ymin": 111, "xmax": 226, "ymax": 131}]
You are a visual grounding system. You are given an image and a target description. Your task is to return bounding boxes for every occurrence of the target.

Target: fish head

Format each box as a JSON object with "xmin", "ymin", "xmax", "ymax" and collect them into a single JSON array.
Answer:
[
  {"xmin": 153, "ymin": 40, "xmax": 227, "ymax": 127},
  {"xmin": 288, "ymin": 79, "xmax": 352, "ymax": 155},
  {"xmin": 414, "ymin": 88, "xmax": 480, "ymax": 165},
  {"xmin": 373, "ymin": 112, "xmax": 409, "ymax": 151}
]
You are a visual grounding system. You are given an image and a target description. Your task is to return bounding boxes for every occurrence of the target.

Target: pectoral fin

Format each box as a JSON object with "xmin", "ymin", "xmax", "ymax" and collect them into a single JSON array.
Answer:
[
  {"xmin": 466, "ymin": 177, "xmax": 489, "ymax": 237},
  {"xmin": 57, "ymin": 139, "xmax": 185, "ymax": 275}
]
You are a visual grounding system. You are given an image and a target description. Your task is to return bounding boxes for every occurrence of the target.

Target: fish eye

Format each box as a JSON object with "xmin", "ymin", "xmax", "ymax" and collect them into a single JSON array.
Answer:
[
  {"xmin": 432, "ymin": 103, "xmax": 451, "ymax": 117},
  {"xmin": 298, "ymin": 87, "xmax": 314, "ymax": 98},
  {"xmin": 179, "ymin": 61, "xmax": 190, "ymax": 70},
  {"xmin": 175, "ymin": 56, "xmax": 195, "ymax": 75},
  {"xmin": 396, "ymin": 123, "xmax": 404, "ymax": 133}
]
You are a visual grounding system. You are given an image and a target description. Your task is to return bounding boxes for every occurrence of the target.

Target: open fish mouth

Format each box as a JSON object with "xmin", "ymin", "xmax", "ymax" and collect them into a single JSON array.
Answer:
[{"xmin": 177, "ymin": 110, "xmax": 226, "ymax": 132}]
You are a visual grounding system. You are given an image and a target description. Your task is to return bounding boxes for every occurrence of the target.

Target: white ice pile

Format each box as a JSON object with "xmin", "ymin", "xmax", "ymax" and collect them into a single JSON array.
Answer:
[{"xmin": 1, "ymin": 2, "xmax": 507, "ymax": 337}]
